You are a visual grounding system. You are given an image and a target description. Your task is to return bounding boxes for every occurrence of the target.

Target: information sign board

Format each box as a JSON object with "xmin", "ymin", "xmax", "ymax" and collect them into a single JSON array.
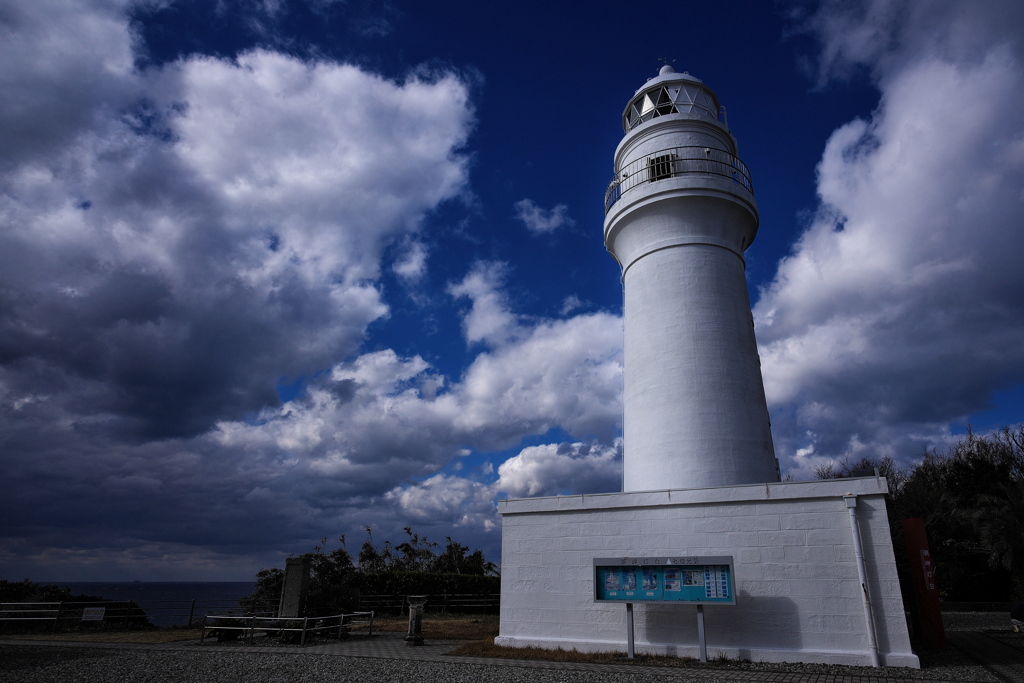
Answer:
[
  {"xmin": 81, "ymin": 607, "xmax": 106, "ymax": 621},
  {"xmin": 593, "ymin": 556, "xmax": 735, "ymax": 605}
]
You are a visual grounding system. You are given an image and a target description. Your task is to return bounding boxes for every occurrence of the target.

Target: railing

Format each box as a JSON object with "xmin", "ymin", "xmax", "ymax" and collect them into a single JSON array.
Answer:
[
  {"xmin": 0, "ymin": 598, "xmax": 275, "ymax": 631},
  {"xmin": 358, "ymin": 592, "xmax": 500, "ymax": 615},
  {"xmin": 0, "ymin": 600, "xmax": 150, "ymax": 631},
  {"xmin": 200, "ymin": 611, "xmax": 374, "ymax": 646},
  {"xmin": 604, "ymin": 146, "xmax": 753, "ymax": 214}
]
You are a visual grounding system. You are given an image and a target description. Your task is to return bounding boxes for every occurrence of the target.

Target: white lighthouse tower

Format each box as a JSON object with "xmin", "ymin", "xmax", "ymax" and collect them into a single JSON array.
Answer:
[
  {"xmin": 496, "ymin": 67, "xmax": 918, "ymax": 667},
  {"xmin": 603, "ymin": 65, "xmax": 778, "ymax": 491}
]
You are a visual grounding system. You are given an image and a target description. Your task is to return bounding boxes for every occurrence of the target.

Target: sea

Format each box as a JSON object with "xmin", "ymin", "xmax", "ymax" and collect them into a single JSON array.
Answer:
[{"xmin": 54, "ymin": 582, "xmax": 257, "ymax": 627}]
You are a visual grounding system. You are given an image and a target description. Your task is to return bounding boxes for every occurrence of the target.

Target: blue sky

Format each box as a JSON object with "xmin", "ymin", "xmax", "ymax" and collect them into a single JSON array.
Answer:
[{"xmin": 2, "ymin": 0, "xmax": 1023, "ymax": 581}]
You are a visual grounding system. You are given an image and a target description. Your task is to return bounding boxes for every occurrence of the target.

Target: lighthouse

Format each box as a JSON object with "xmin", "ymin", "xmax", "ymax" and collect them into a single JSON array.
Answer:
[
  {"xmin": 603, "ymin": 65, "xmax": 778, "ymax": 491},
  {"xmin": 496, "ymin": 66, "xmax": 917, "ymax": 667}
]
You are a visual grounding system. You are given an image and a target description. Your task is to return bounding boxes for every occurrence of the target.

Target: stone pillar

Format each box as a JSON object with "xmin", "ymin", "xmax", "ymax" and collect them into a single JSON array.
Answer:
[{"xmin": 278, "ymin": 556, "xmax": 310, "ymax": 618}]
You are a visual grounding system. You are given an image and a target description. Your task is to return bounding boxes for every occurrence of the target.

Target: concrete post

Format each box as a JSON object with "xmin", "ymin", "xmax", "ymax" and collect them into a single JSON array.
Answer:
[{"xmin": 405, "ymin": 595, "xmax": 427, "ymax": 646}]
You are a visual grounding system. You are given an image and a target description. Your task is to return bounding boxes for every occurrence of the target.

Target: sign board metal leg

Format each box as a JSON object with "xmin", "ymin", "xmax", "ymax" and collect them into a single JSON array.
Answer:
[
  {"xmin": 626, "ymin": 603, "xmax": 635, "ymax": 659},
  {"xmin": 697, "ymin": 604, "xmax": 707, "ymax": 662}
]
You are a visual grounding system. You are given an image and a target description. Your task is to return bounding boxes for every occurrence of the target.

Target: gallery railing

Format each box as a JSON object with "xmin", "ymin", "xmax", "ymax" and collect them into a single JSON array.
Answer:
[{"xmin": 604, "ymin": 146, "xmax": 753, "ymax": 213}]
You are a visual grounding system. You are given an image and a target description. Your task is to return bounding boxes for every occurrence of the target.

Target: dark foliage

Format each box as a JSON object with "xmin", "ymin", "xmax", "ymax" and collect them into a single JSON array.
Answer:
[
  {"xmin": 0, "ymin": 579, "xmax": 105, "ymax": 603},
  {"xmin": 245, "ymin": 527, "xmax": 499, "ymax": 617},
  {"xmin": 357, "ymin": 570, "xmax": 499, "ymax": 596},
  {"xmin": 816, "ymin": 425, "xmax": 1024, "ymax": 602},
  {"xmin": 239, "ymin": 567, "xmax": 284, "ymax": 614}
]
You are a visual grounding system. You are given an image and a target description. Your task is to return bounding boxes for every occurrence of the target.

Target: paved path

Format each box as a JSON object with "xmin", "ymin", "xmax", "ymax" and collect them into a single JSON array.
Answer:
[
  {"xmin": 2, "ymin": 630, "xmax": 1023, "ymax": 682},
  {"xmin": 948, "ymin": 631, "xmax": 1024, "ymax": 683}
]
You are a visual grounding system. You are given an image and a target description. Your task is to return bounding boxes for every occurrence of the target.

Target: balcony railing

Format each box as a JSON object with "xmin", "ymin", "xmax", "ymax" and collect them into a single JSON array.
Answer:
[{"xmin": 605, "ymin": 146, "xmax": 753, "ymax": 214}]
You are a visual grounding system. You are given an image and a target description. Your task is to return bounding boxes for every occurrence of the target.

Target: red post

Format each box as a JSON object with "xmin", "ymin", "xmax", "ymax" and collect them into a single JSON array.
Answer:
[{"xmin": 902, "ymin": 518, "xmax": 946, "ymax": 649}]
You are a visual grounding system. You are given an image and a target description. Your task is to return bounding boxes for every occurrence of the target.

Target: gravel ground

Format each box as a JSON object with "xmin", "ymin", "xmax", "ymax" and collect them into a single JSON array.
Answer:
[
  {"xmin": 0, "ymin": 646, "xmax": 733, "ymax": 683},
  {"xmin": 1, "ymin": 613, "xmax": 1018, "ymax": 683},
  {"xmin": 0, "ymin": 642, "xmax": 1006, "ymax": 683}
]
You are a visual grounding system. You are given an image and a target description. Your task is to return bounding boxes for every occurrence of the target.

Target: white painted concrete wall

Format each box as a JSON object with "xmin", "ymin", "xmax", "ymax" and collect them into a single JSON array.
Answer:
[
  {"xmin": 608, "ymin": 192, "xmax": 777, "ymax": 490},
  {"xmin": 496, "ymin": 478, "xmax": 918, "ymax": 668}
]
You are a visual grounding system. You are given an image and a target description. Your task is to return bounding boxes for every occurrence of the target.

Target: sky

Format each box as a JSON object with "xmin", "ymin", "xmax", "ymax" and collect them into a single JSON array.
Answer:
[{"xmin": 2, "ymin": 0, "xmax": 1023, "ymax": 582}]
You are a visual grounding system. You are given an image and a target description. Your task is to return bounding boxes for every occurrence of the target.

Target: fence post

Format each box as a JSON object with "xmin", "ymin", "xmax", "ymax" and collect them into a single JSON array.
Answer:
[{"xmin": 53, "ymin": 601, "xmax": 64, "ymax": 633}]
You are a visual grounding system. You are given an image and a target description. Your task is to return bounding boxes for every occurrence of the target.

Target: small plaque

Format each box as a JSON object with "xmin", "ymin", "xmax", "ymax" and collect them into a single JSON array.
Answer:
[{"xmin": 81, "ymin": 607, "xmax": 106, "ymax": 621}]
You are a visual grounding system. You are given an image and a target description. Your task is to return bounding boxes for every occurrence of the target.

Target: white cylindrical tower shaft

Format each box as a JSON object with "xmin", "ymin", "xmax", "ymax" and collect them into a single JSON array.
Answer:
[{"xmin": 604, "ymin": 66, "xmax": 778, "ymax": 491}]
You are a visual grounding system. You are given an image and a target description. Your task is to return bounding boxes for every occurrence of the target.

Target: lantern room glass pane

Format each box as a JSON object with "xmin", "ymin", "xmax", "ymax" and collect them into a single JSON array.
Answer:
[{"xmin": 640, "ymin": 93, "xmax": 655, "ymax": 116}]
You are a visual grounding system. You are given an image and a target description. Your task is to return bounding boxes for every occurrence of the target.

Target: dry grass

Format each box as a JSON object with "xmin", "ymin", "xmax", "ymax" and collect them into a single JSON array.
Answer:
[
  {"xmin": 5, "ymin": 629, "xmax": 204, "ymax": 644},
  {"xmin": 372, "ymin": 614, "xmax": 499, "ymax": 640},
  {"xmin": 453, "ymin": 640, "xmax": 621, "ymax": 663},
  {"xmin": 449, "ymin": 640, "xmax": 707, "ymax": 667}
]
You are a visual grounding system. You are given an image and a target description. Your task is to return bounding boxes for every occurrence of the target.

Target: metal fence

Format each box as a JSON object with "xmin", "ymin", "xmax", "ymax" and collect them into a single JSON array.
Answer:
[
  {"xmin": 0, "ymin": 598, "xmax": 273, "ymax": 631},
  {"xmin": 605, "ymin": 145, "xmax": 753, "ymax": 213},
  {"xmin": 358, "ymin": 593, "xmax": 500, "ymax": 615},
  {"xmin": 200, "ymin": 611, "xmax": 374, "ymax": 646},
  {"xmin": 0, "ymin": 592, "xmax": 497, "ymax": 632},
  {"xmin": 0, "ymin": 600, "xmax": 149, "ymax": 631}
]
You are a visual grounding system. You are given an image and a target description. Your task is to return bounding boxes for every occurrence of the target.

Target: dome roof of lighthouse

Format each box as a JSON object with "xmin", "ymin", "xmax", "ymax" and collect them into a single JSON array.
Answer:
[{"xmin": 623, "ymin": 68, "xmax": 722, "ymax": 132}]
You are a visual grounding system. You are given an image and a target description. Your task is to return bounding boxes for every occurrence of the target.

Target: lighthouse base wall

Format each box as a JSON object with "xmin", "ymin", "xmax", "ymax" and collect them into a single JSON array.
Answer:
[{"xmin": 496, "ymin": 478, "xmax": 919, "ymax": 668}]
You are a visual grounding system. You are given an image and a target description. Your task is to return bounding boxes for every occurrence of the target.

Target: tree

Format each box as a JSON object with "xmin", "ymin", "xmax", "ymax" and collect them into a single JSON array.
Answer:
[
  {"xmin": 812, "ymin": 455, "xmax": 907, "ymax": 495},
  {"xmin": 244, "ymin": 536, "xmax": 360, "ymax": 617},
  {"xmin": 815, "ymin": 425, "xmax": 1024, "ymax": 601},
  {"xmin": 304, "ymin": 536, "xmax": 359, "ymax": 616},
  {"xmin": 358, "ymin": 526, "xmax": 392, "ymax": 573},
  {"xmin": 393, "ymin": 527, "xmax": 438, "ymax": 572},
  {"xmin": 246, "ymin": 526, "xmax": 500, "ymax": 616},
  {"xmin": 432, "ymin": 537, "xmax": 499, "ymax": 576}
]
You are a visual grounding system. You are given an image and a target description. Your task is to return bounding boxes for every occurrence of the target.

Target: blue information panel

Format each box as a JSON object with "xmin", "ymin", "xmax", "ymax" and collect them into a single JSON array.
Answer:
[{"xmin": 593, "ymin": 556, "xmax": 735, "ymax": 605}]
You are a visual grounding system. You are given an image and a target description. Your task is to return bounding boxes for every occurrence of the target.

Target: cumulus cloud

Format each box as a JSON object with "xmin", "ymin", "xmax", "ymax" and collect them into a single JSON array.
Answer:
[
  {"xmin": 382, "ymin": 440, "xmax": 622, "ymax": 535},
  {"xmin": 215, "ymin": 280, "xmax": 622, "ymax": 489},
  {"xmin": 201, "ymin": 260, "xmax": 623, "ymax": 552},
  {"xmin": 0, "ymin": 247, "xmax": 623, "ymax": 575},
  {"xmin": 495, "ymin": 441, "xmax": 621, "ymax": 498},
  {"xmin": 759, "ymin": 0, "xmax": 1024, "ymax": 476},
  {"xmin": 0, "ymin": 0, "xmax": 482, "ymax": 576},
  {"xmin": 513, "ymin": 198, "xmax": 575, "ymax": 234},
  {"xmin": 385, "ymin": 474, "xmax": 498, "ymax": 530},
  {"xmin": 0, "ymin": 0, "xmax": 628, "ymax": 580},
  {"xmin": 0, "ymin": 0, "xmax": 472, "ymax": 436},
  {"xmin": 448, "ymin": 261, "xmax": 521, "ymax": 346},
  {"xmin": 560, "ymin": 295, "xmax": 585, "ymax": 316},
  {"xmin": 392, "ymin": 240, "xmax": 429, "ymax": 282},
  {"xmin": 0, "ymin": 0, "xmax": 137, "ymax": 170}
]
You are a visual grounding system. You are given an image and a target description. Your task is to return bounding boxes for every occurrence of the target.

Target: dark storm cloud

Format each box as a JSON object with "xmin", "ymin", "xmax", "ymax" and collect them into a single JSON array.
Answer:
[{"xmin": 0, "ymin": 0, "xmax": 476, "ymax": 577}]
